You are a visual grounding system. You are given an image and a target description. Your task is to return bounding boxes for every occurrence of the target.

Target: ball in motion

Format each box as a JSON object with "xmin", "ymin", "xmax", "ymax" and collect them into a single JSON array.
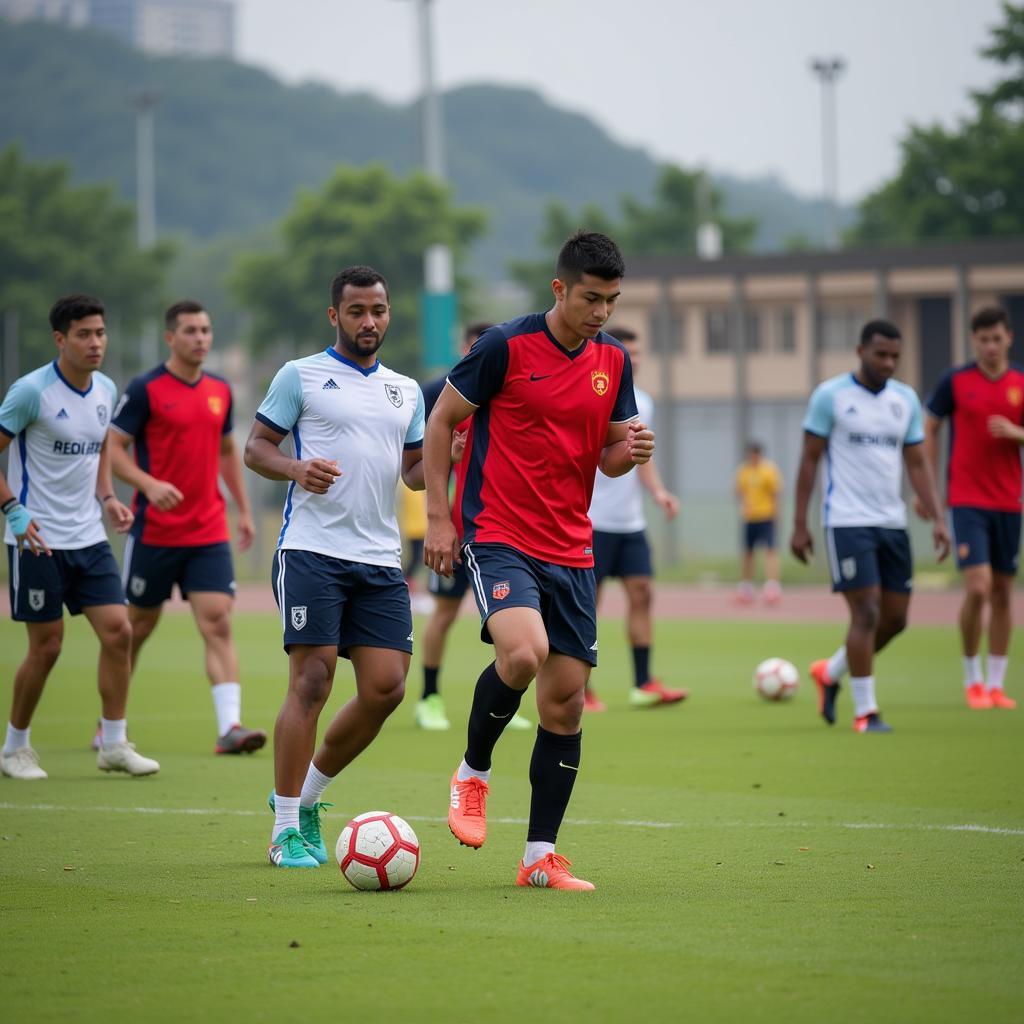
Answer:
[
  {"xmin": 336, "ymin": 811, "xmax": 420, "ymax": 891},
  {"xmin": 753, "ymin": 658, "xmax": 799, "ymax": 701}
]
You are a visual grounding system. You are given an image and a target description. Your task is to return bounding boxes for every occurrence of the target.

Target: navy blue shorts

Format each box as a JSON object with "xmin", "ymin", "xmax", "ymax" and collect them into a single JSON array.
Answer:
[
  {"xmin": 123, "ymin": 538, "xmax": 235, "ymax": 607},
  {"xmin": 950, "ymin": 507, "xmax": 1021, "ymax": 576},
  {"xmin": 272, "ymin": 549, "xmax": 413, "ymax": 658},
  {"xmin": 825, "ymin": 527, "xmax": 913, "ymax": 593},
  {"xmin": 8, "ymin": 542, "xmax": 125, "ymax": 622},
  {"xmin": 744, "ymin": 520, "xmax": 776, "ymax": 551},
  {"xmin": 428, "ymin": 560, "xmax": 470, "ymax": 601},
  {"xmin": 462, "ymin": 542, "xmax": 598, "ymax": 666},
  {"xmin": 592, "ymin": 529, "xmax": 652, "ymax": 585}
]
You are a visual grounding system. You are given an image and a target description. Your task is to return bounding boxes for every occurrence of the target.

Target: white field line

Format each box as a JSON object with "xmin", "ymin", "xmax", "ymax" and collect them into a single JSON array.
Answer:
[{"xmin": 0, "ymin": 802, "xmax": 1022, "ymax": 836}]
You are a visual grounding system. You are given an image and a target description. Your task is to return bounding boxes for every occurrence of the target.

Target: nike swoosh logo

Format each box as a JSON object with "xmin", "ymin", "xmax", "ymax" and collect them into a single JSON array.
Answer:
[
  {"xmin": 489, "ymin": 712, "xmax": 512, "ymax": 719},
  {"xmin": 529, "ymin": 373, "xmax": 551, "ymax": 382},
  {"xmin": 558, "ymin": 761, "xmax": 578, "ymax": 771}
]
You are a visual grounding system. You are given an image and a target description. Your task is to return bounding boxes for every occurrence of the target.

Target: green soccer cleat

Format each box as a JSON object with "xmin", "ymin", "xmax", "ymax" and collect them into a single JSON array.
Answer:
[
  {"xmin": 268, "ymin": 791, "xmax": 331, "ymax": 864},
  {"xmin": 414, "ymin": 693, "xmax": 451, "ymax": 731},
  {"xmin": 267, "ymin": 827, "xmax": 319, "ymax": 868},
  {"xmin": 506, "ymin": 711, "xmax": 533, "ymax": 730}
]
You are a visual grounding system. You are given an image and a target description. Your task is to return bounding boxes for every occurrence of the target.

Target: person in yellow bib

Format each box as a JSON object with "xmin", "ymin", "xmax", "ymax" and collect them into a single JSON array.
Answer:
[{"xmin": 735, "ymin": 441, "xmax": 783, "ymax": 604}]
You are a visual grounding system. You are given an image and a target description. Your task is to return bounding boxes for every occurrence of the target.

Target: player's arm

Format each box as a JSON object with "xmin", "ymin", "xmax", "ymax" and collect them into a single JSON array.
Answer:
[
  {"xmin": 402, "ymin": 448, "xmax": 425, "ymax": 491},
  {"xmin": 904, "ymin": 443, "xmax": 951, "ymax": 561},
  {"xmin": 637, "ymin": 456, "xmax": 679, "ymax": 520},
  {"xmin": 109, "ymin": 428, "xmax": 184, "ymax": 511},
  {"xmin": 987, "ymin": 416, "xmax": 1024, "ymax": 443},
  {"xmin": 600, "ymin": 419, "xmax": 655, "ymax": 477},
  {"xmin": 243, "ymin": 420, "xmax": 340, "ymax": 493},
  {"xmin": 219, "ymin": 433, "xmax": 255, "ymax": 551},
  {"xmin": 0, "ymin": 379, "xmax": 49, "ymax": 554},
  {"xmin": 790, "ymin": 432, "xmax": 827, "ymax": 563},
  {"xmin": 96, "ymin": 431, "xmax": 133, "ymax": 534}
]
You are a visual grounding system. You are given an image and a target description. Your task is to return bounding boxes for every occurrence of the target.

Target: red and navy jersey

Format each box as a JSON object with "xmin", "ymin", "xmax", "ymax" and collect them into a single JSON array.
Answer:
[
  {"xmin": 927, "ymin": 361, "xmax": 1024, "ymax": 511},
  {"xmin": 112, "ymin": 365, "xmax": 233, "ymax": 545},
  {"xmin": 447, "ymin": 313, "xmax": 638, "ymax": 567}
]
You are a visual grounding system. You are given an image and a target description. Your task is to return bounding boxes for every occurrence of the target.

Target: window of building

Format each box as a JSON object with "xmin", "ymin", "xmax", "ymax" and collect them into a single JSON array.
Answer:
[
  {"xmin": 745, "ymin": 310, "xmax": 762, "ymax": 353},
  {"xmin": 705, "ymin": 310, "xmax": 730, "ymax": 353},
  {"xmin": 818, "ymin": 309, "xmax": 870, "ymax": 352},
  {"xmin": 776, "ymin": 308, "xmax": 797, "ymax": 352}
]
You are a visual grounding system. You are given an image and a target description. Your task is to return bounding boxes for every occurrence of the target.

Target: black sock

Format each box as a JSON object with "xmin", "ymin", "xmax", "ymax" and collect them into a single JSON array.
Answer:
[
  {"xmin": 423, "ymin": 666, "xmax": 439, "ymax": 699},
  {"xmin": 464, "ymin": 661, "xmax": 525, "ymax": 772},
  {"xmin": 632, "ymin": 645, "xmax": 651, "ymax": 688},
  {"xmin": 527, "ymin": 726, "xmax": 582, "ymax": 844}
]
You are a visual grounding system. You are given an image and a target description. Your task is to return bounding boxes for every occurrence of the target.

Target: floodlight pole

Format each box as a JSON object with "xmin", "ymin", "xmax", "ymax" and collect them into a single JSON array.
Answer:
[
  {"xmin": 133, "ymin": 91, "xmax": 160, "ymax": 368},
  {"xmin": 810, "ymin": 57, "xmax": 845, "ymax": 250}
]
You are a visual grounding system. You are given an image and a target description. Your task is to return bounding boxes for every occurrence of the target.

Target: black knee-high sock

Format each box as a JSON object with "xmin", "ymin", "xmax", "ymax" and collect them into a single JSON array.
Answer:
[
  {"xmin": 632, "ymin": 645, "xmax": 651, "ymax": 688},
  {"xmin": 464, "ymin": 661, "xmax": 526, "ymax": 772},
  {"xmin": 527, "ymin": 726, "xmax": 582, "ymax": 843},
  {"xmin": 422, "ymin": 666, "xmax": 439, "ymax": 699}
]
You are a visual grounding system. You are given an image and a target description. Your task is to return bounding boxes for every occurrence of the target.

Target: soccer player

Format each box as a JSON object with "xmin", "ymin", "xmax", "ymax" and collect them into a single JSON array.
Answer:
[
  {"xmin": 735, "ymin": 441, "xmax": 784, "ymax": 605},
  {"xmin": 244, "ymin": 266, "xmax": 425, "ymax": 869},
  {"xmin": 0, "ymin": 294, "xmax": 159, "ymax": 779},
  {"xmin": 415, "ymin": 321, "xmax": 531, "ymax": 733},
  {"xmin": 922, "ymin": 306, "xmax": 1023, "ymax": 710},
  {"xmin": 108, "ymin": 300, "xmax": 265, "ymax": 754},
  {"xmin": 792, "ymin": 319, "xmax": 950, "ymax": 733},
  {"xmin": 424, "ymin": 231, "xmax": 654, "ymax": 891},
  {"xmin": 584, "ymin": 325, "xmax": 686, "ymax": 712}
]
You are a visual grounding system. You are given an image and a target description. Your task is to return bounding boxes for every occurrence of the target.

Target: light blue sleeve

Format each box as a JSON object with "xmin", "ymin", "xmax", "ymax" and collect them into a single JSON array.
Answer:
[
  {"xmin": 903, "ymin": 387, "xmax": 925, "ymax": 445},
  {"xmin": 802, "ymin": 382, "xmax": 835, "ymax": 438},
  {"xmin": 0, "ymin": 376, "xmax": 41, "ymax": 437},
  {"xmin": 255, "ymin": 362, "xmax": 303, "ymax": 434},
  {"xmin": 404, "ymin": 385, "xmax": 425, "ymax": 448},
  {"xmin": 97, "ymin": 372, "xmax": 118, "ymax": 411}
]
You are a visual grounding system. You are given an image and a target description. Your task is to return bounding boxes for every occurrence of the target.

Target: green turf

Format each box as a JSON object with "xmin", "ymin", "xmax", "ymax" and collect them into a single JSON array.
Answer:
[{"xmin": 1, "ymin": 610, "xmax": 1021, "ymax": 1023}]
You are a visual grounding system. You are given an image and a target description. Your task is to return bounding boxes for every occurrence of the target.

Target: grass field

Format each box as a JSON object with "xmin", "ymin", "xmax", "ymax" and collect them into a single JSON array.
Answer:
[{"xmin": 1, "ymin": 608, "xmax": 1022, "ymax": 1023}]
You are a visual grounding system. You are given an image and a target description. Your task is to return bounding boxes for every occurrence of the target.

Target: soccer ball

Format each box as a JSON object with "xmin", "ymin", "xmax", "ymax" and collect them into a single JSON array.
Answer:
[
  {"xmin": 336, "ymin": 811, "xmax": 420, "ymax": 891},
  {"xmin": 753, "ymin": 658, "xmax": 799, "ymax": 701}
]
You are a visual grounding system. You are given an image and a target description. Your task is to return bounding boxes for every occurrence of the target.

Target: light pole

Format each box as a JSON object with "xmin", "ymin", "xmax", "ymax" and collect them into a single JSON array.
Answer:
[
  {"xmin": 133, "ymin": 91, "xmax": 159, "ymax": 368},
  {"xmin": 810, "ymin": 57, "xmax": 845, "ymax": 250}
]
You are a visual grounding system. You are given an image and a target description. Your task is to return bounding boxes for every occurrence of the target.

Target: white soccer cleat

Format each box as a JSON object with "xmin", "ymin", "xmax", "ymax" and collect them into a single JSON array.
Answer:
[
  {"xmin": 97, "ymin": 741, "xmax": 160, "ymax": 776},
  {"xmin": 1, "ymin": 746, "xmax": 48, "ymax": 780}
]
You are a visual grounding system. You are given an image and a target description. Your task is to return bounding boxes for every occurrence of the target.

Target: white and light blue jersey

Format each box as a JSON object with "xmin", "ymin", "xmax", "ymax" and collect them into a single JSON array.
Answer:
[
  {"xmin": 255, "ymin": 347, "xmax": 424, "ymax": 568},
  {"xmin": 0, "ymin": 361, "xmax": 116, "ymax": 549},
  {"xmin": 588, "ymin": 387, "xmax": 654, "ymax": 533},
  {"xmin": 803, "ymin": 372, "xmax": 924, "ymax": 529}
]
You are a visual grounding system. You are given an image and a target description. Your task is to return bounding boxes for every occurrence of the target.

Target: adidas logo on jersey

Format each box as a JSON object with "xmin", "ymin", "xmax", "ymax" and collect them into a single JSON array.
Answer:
[
  {"xmin": 322, "ymin": 378, "xmax": 340, "ymax": 390},
  {"xmin": 56, "ymin": 408, "xmax": 69, "ymax": 420}
]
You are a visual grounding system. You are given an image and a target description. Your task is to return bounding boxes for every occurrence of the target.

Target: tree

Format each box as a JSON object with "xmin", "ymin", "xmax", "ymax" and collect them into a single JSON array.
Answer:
[
  {"xmin": 232, "ymin": 164, "xmax": 487, "ymax": 374},
  {"xmin": 0, "ymin": 145, "xmax": 171, "ymax": 373}
]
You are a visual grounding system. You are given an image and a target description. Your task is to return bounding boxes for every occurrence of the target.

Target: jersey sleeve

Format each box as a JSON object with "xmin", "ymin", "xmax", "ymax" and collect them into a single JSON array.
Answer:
[
  {"xmin": 611, "ymin": 352, "xmax": 639, "ymax": 423},
  {"xmin": 405, "ymin": 386, "xmax": 425, "ymax": 449},
  {"xmin": 222, "ymin": 385, "xmax": 234, "ymax": 435},
  {"xmin": 904, "ymin": 390, "xmax": 925, "ymax": 445},
  {"xmin": 255, "ymin": 362, "xmax": 303, "ymax": 435},
  {"xmin": 802, "ymin": 383, "xmax": 834, "ymax": 438},
  {"xmin": 111, "ymin": 375, "xmax": 150, "ymax": 438},
  {"xmin": 926, "ymin": 369, "xmax": 954, "ymax": 419},
  {"xmin": 0, "ymin": 376, "xmax": 40, "ymax": 437},
  {"xmin": 445, "ymin": 329, "xmax": 508, "ymax": 408}
]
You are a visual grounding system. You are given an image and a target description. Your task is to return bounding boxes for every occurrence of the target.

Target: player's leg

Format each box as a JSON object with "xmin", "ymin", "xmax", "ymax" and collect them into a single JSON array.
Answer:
[
  {"xmin": 418, "ymin": 593, "xmax": 460, "ymax": 729},
  {"xmin": 950, "ymin": 508, "xmax": 994, "ymax": 707},
  {"xmin": 582, "ymin": 573, "xmax": 607, "ymax": 713},
  {"xmin": 762, "ymin": 521, "xmax": 782, "ymax": 604},
  {"xmin": 737, "ymin": 523, "xmax": 756, "ymax": 603},
  {"xmin": 984, "ymin": 511, "xmax": 1019, "ymax": 708},
  {"xmin": 584, "ymin": 531, "xmax": 616, "ymax": 711},
  {"xmin": 841, "ymin": 585, "xmax": 890, "ymax": 732}
]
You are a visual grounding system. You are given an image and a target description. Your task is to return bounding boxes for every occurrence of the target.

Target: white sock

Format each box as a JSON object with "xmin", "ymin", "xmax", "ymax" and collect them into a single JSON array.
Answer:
[
  {"xmin": 457, "ymin": 758, "xmax": 490, "ymax": 784},
  {"xmin": 849, "ymin": 676, "xmax": 877, "ymax": 718},
  {"xmin": 272, "ymin": 794, "xmax": 301, "ymax": 840},
  {"xmin": 963, "ymin": 655, "xmax": 983, "ymax": 687},
  {"xmin": 211, "ymin": 682, "xmax": 242, "ymax": 736},
  {"xmin": 524, "ymin": 841, "xmax": 555, "ymax": 866},
  {"xmin": 987, "ymin": 655, "xmax": 1008, "ymax": 691},
  {"xmin": 826, "ymin": 646, "xmax": 848, "ymax": 682},
  {"xmin": 299, "ymin": 762, "xmax": 334, "ymax": 807},
  {"xmin": 763, "ymin": 579, "xmax": 781, "ymax": 595},
  {"xmin": 101, "ymin": 718, "xmax": 127, "ymax": 746},
  {"xmin": 3, "ymin": 723, "xmax": 29, "ymax": 756}
]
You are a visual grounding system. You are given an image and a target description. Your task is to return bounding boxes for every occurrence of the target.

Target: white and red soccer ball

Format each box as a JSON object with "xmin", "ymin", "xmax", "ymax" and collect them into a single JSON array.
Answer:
[
  {"xmin": 335, "ymin": 811, "xmax": 420, "ymax": 891},
  {"xmin": 753, "ymin": 658, "xmax": 799, "ymax": 701}
]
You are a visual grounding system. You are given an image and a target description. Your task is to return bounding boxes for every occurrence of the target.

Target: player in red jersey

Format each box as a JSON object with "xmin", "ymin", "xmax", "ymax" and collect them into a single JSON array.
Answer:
[
  {"xmin": 424, "ymin": 231, "xmax": 654, "ymax": 891},
  {"xmin": 924, "ymin": 307, "xmax": 1022, "ymax": 710},
  {"xmin": 109, "ymin": 301, "xmax": 266, "ymax": 752}
]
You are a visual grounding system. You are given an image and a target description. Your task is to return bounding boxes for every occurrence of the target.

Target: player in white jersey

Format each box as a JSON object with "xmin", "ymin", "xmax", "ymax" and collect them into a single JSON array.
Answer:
[
  {"xmin": 584, "ymin": 327, "xmax": 686, "ymax": 711},
  {"xmin": 244, "ymin": 266, "xmax": 425, "ymax": 869},
  {"xmin": 790, "ymin": 319, "xmax": 949, "ymax": 732},
  {"xmin": 0, "ymin": 294, "xmax": 159, "ymax": 780}
]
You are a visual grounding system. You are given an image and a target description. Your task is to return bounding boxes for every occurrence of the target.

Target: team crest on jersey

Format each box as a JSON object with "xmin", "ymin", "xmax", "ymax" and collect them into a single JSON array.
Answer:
[
  {"xmin": 207, "ymin": 396, "xmax": 224, "ymax": 416},
  {"xmin": 129, "ymin": 576, "xmax": 146, "ymax": 597},
  {"xmin": 492, "ymin": 580, "xmax": 511, "ymax": 601},
  {"xmin": 384, "ymin": 384, "xmax": 404, "ymax": 408},
  {"xmin": 1007, "ymin": 386, "xmax": 1023, "ymax": 407},
  {"xmin": 591, "ymin": 370, "xmax": 610, "ymax": 396},
  {"xmin": 96, "ymin": 404, "xmax": 108, "ymax": 426},
  {"xmin": 28, "ymin": 589, "xmax": 45, "ymax": 611},
  {"xmin": 958, "ymin": 543, "xmax": 970, "ymax": 561},
  {"xmin": 890, "ymin": 402, "xmax": 903, "ymax": 420},
  {"xmin": 291, "ymin": 605, "xmax": 308, "ymax": 630}
]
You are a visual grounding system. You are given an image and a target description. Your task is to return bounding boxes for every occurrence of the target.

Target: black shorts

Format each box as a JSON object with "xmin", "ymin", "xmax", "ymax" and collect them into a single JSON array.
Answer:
[
  {"xmin": 825, "ymin": 527, "xmax": 913, "ymax": 594},
  {"xmin": 592, "ymin": 529, "xmax": 652, "ymax": 585},
  {"xmin": 272, "ymin": 549, "xmax": 413, "ymax": 658},
  {"xmin": 462, "ymin": 542, "xmax": 598, "ymax": 666},
  {"xmin": 8, "ymin": 542, "xmax": 125, "ymax": 622},
  {"xmin": 950, "ymin": 507, "xmax": 1021, "ymax": 576},
  {"xmin": 744, "ymin": 520, "xmax": 776, "ymax": 551},
  {"xmin": 123, "ymin": 538, "xmax": 235, "ymax": 607},
  {"xmin": 428, "ymin": 560, "xmax": 471, "ymax": 601}
]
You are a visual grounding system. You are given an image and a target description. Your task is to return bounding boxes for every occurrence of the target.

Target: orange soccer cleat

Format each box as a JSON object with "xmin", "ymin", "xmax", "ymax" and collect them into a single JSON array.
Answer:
[
  {"xmin": 988, "ymin": 688, "xmax": 1016, "ymax": 709},
  {"xmin": 448, "ymin": 772, "xmax": 489, "ymax": 848},
  {"xmin": 810, "ymin": 659, "xmax": 840, "ymax": 725},
  {"xmin": 965, "ymin": 683, "xmax": 993, "ymax": 710},
  {"xmin": 516, "ymin": 852, "xmax": 595, "ymax": 891},
  {"xmin": 629, "ymin": 679, "xmax": 689, "ymax": 707}
]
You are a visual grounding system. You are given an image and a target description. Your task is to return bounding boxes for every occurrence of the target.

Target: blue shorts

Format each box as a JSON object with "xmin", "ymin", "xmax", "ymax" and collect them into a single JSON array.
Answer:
[
  {"xmin": 744, "ymin": 520, "xmax": 776, "ymax": 551},
  {"xmin": 123, "ymin": 538, "xmax": 235, "ymax": 607},
  {"xmin": 428, "ymin": 560, "xmax": 470, "ymax": 601},
  {"xmin": 592, "ymin": 529, "xmax": 652, "ymax": 585},
  {"xmin": 8, "ymin": 542, "xmax": 125, "ymax": 622},
  {"xmin": 825, "ymin": 527, "xmax": 913, "ymax": 593},
  {"xmin": 462, "ymin": 542, "xmax": 598, "ymax": 666},
  {"xmin": 950, "ymin": 507, "xmax": 1021, "ymax": 576},
  {"xmin": 272, "ymin": 549, "xmax": 413, "ymax": 658}
]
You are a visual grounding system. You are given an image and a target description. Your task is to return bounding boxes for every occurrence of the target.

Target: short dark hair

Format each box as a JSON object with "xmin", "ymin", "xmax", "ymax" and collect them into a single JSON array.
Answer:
[
  {"xmin": 464, "ymin": 322, "xmax": 494, "ymax": 344},
  {"xmin": 556, "ymin": 230, "xmax": 625, "ymax": 286},
  {"xmin": 165, "ymin": 299, "xmax": 206, "ymax": 331},
  {"xmin": 607, "ymin": 326, "xmax": 638, "ymax": 343},
  {"xmin": 859, "ymin": 318, "xmax": 902, "ymax": 345},
  {"xmin": 330, "ymin": 266, "xmax": 389, "ymax": 309},
  {"xmin": 971, "ymin": 306, "xmax": 1011, "ymax": 333},
  {"xmin": 49, "ymin": 294, "xmax": 105, "ymax": 334},
  {"xmin": 746, "ymin": 440, "xmax": 763, "ymax": 455}
]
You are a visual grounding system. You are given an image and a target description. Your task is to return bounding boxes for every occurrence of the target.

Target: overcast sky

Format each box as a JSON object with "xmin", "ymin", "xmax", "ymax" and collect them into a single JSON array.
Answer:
[{"xmin": 237, "ymin": 0, "xmax": 1004, "ymax": 203}]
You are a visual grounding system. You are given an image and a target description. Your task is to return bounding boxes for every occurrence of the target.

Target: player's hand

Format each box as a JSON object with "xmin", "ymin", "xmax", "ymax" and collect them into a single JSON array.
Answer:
[
  {"xmin": 18, "ymin": 520, "xmax": 52, "ymax": 556},
  {"xmin": 932, "ymin": 519, "xmax": 952, "ymax": 562},
  {"xmin": 104, "ymin": 499, "xmax": 134, "ymax": 534},
  {"xmin": 790, "ymin": 524, "xmax": 814, "ymax": 564},
  {"xmin": 292, "ymin": 458, "xmax": 341, "ymax": 494},
  {"xmin": 451, "ymin": 429, "xmax": 468, "ymax": 465},
  {"xmin": 424, "ymin": 516, "xmax": 461, "ymax": 577},
  {"xmin": 912, "ymin": 495, "xmax": 930, "ymax": 520},
  {"xmin": 236, "ymin": 511, "xmax": 256, "ymax": 552},
  {"xmin": 988, "ymin": 415, "xmax": 1024, "ymax": 442},
  {"xmin": 627, "ymin": 421, "xmax": 655, "ymax": 465},
  {"xmin": 145, "ymin": 478, "xmax": 184, "ymax": 511},
  {"xmin": 654, "ymin": 489, "xmax": 680, "ymax": 521}
]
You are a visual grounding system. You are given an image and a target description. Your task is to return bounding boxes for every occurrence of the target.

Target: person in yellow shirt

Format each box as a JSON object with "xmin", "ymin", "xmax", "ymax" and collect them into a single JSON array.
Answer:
[{"xmin": 735, "ymin": 441, "xmax": 783, "ymax": 604}]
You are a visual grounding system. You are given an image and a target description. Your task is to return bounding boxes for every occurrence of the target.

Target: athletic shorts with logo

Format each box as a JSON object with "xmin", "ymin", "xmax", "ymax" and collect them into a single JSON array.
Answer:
[
  {"xmin": 950, "ymin": 507, "xmax": 1021, "ymax": 575},
  {"xmin": 123, "ymin": 538, "xmax": 235, "ymax": 607},
  {"xmin": 7, "ymin": 542, "xmax": 125, "ymax": 622},
  {"xmin": 272, "ymin": 549, "xmax": 413, "ymax": 657},
  {"xmin": 462, "ymin": 541, "xmax": 597, "ymax": 665},
  {"xmin": 592, "ymin": 529, "xmax": 652, "ymax": 586},
  {"xmin": 825, "ymin": 526, "xmax": 912, "ymax": 593},
  {"xmin": 743, "ymin": 519, "xmax": 776, "ymax": 551},
  {"xmin": 428, "ymin": 560, "xmax": 470, "ymax": 601}
]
